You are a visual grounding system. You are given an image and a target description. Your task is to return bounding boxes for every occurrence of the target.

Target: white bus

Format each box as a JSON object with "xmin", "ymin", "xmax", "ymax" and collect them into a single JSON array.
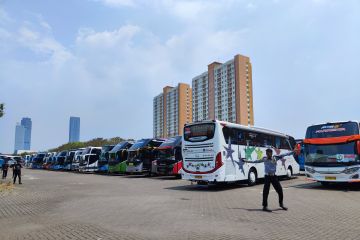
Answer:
[
  {"xmin": 304, "ymin": 121, "xmax": 360, "ymax": 185},
  {"xmin": 79, "ymin": 147, "xmax": 102, "ymax": 173},
  {"xmin": 182, "ymin": 120, "xmax": 299, "ymax": 185}
]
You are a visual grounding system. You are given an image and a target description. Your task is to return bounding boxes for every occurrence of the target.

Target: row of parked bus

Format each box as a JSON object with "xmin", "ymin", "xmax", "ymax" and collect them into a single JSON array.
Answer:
[
  {"xmin": 25, "ymin": 136, "xmax": 183, "ymax": 177},
  {"xmin": 23, "ymin": 119, "xmax": 360, "ymax": 186}
]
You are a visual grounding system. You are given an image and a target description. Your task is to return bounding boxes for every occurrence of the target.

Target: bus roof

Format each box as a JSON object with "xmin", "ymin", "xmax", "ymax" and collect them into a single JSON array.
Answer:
[
  {"xmin": 185, "ymin": 120, "xmax": 292, "ymax": 138},
  {"xmin": 308, "ymin": 120, "xmax": 359, "ymax": 127}
]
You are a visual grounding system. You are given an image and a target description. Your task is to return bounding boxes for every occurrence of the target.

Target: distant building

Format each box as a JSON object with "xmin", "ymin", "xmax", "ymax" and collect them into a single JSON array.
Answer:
[
  {"xmin": 14, "ymin": 123, "xmax": 25, "ymax": 152},
  {"xmin": 153, "ymin": 83, "xmax": 192, "ymax": 138},
  {"xmin": 69, "ymin": 117, "xmax": 80, "ymax": 143},
  {"xmin": 21, "ymin": 117, "xmax": 32, "ymax": 150},
  {"xmin": 14, "ymin": 117, "xmax": 32, "ymax": 153},
  {"xmin": 192, "ymin": 54, "xmax": 254, "ymax": 125}
]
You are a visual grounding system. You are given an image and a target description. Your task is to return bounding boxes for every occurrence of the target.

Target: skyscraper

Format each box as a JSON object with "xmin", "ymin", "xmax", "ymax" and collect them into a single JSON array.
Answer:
[
  {"xmin": 14, "ymin": 123, "xmax": 25, "ymax": 152},
  {"xmin": 192, "ymin": 54, "xmax": 254, "ymax": 125},
  {"xmin": 69, "ymin": 117, "xmax": 80, "ymax": 143},
  {"xmin": 153, "ymin": 83, "xmax": 192, "ymax": 138},
  {"xmin": 21, "ymin": 117, "xmax": 32, "ymax": 150}
]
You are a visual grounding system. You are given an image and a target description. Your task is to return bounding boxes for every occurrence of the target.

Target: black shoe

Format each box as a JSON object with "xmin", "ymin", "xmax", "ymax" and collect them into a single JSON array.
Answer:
[
  {"xmin": 262, "ymin": 207, "xmax": 272, "ymax": 212},
  {"xmin": 19, "ymin": 183, "xmax": 22, "ymax": 184},
  {"xmin": 280, "ymin": 204, "xmax": 288, "ymax": 211}
]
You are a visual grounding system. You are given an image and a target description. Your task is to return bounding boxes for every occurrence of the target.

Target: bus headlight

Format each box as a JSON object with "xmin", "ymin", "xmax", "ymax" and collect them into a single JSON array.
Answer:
[
  {"xmin": 305, "ymin": 166, "xmax": 316, "ymax": 174},
  {"xmin": 342, "ymin": 167, "xmax": 360, "ymax": 174}
]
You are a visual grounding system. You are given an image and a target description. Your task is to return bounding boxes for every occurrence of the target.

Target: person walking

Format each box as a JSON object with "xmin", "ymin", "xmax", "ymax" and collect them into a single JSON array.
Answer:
[
  {"xmin": 12, "ymin": 161, "xmax": 22, "ymax": 184},
  {"xmin": 243, "ymin": 148, "xmax": 288, "ymax": 212},
  {"xmin": 2, "ymin": 162, "xmax": 9, "ymax": 179}
]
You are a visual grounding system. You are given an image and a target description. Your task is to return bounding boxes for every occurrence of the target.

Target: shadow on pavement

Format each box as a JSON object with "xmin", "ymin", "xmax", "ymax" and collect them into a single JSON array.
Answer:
[
  {"xmin": 290, "ymin": 182, "xmax": 360, "ymax": 192},
  {"xmin": 165, "ymin": 182, "xmax": 248, "ymax": 192},
  {"xmin": 228, "ymin": 207, "xmax": 283, "ymax": 213},
  {"xmin": 150, "ymin": 176, "xmax": 180, "ymax": 181}
]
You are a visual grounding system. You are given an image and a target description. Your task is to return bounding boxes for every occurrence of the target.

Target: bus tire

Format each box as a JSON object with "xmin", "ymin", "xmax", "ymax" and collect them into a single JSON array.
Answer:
[
  {"xmin": 247, "ymin": 168, "xmax": 257, "ymax": 186},
  {"xmin": 286, "ymin": 167, "xmax": 293, "ymax": 179}
]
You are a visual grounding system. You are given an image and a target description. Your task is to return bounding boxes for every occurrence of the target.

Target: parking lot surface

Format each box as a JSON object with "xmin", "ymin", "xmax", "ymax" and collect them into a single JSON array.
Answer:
[{"xmin": 1, "ymin": 169, "xmax": 360, "ymax": 240}]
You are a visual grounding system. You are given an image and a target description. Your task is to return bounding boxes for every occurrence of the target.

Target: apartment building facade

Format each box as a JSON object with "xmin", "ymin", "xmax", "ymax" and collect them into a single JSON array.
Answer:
[
  {"xmin": 153, "ymin": 83, "xmax": 192, "ymax": 138},
  {"xmin": 192, "ymin": 54, "xmax": 254, "ymax": 126}
]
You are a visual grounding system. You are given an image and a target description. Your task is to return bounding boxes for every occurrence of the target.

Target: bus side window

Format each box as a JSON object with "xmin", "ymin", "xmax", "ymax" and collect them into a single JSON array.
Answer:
[
  {"xmin": 236, "ymin": 129, "xmax": 246, "ymax": 145},
  {"xmin": 261, "ymin": 134, "xmax": 274, "ymax": 148},
  {"xmin": 245, "ymin": 131, "xmax": 260, "ymax": 146},
  {"xmin": 222, "ymin": 127, "xmax": 244, "ymax": 145},
  {"xmin": 275, "ymin": 137, "xmax": 281, "ymax": 149},
  {"xmin": 222, "ymin": 127, "xmax": 231, "ymax": 144},
  {"xmin": 281, "ymin": 138, "xmax": 291, "ymax": 150}
]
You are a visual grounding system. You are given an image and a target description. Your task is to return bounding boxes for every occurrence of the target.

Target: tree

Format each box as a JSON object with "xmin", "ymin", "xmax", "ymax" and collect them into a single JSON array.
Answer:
[
  {"xmin": 0, "ymin": 103, "xmax": 4, "ymax": 118},
  {"xmin": 48, "ymin": 137, "xmax": 129, "ymax": 152}
]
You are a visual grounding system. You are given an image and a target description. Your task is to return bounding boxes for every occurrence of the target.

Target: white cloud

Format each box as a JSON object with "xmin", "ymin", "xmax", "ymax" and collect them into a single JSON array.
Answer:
[
  {"xmin": 17, "ymin": 26, "xmax": 72, "ymax": 66},
  {"xmin": 93, "ymin": 0, "xmax": 136, "ymax": 7},
  {"xmin": 76, "ymin": 25, "xmax": 141, "ymax": 47},
  {"xmin": 0, "ymin": 7, "xmax": 12, "ymax": 24}
]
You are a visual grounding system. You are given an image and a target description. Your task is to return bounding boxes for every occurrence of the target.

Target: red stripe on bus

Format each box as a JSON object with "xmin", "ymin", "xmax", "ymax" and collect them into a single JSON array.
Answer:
[{"xmin": 304, "ymin": 135, "xmax": 360, "ymax": 145}]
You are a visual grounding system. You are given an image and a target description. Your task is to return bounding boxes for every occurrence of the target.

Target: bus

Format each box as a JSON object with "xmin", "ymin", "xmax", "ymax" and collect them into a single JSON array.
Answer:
[
  {"xmin": 31, "ymin": 153, "xmax": 46, "ymax": 169},
  {"xmin": 79, "ymin": 147, "xmax": 102, "ymax": 173},
  {"xmin": 53, "ymin": 151, "xmax": 68, "ymax": 170},
  {"xmin": 126, "ymin": 138, "xmax": 165, "ymax": 175},
  {"xmin": 71, "ymin": 149, "xmax": 85, "ymax": 171},
  {"xmin": 44, "ymin": 152, "xmax": 57, "ymax": 170},
  {"xmin": 64, "ymin": 150, "xmax": 77, "ymax": 171},
  {"xmin": 97, "ymin": 145, "xmax": 115, "ymax": 173},
  {"xmin": 182, "ymin": 120, "xmax": 299, "ymax": 185},
  {"xmin": 152, "ymin": 136, "xmax": 183, "ymax": 177},
  {"xmin": 295, "ymin": 140, "xmax": 305, "ymax": 171},
  {"xmin": 304, "ymin": 121, "xmax": 360, "ymax": 185},
  {"xmin": 108, "ymin": 141, "xmax": 133, "ymax": 174}
]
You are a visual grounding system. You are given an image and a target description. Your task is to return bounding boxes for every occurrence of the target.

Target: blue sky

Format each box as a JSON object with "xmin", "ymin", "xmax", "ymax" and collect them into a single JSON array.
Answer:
[{"xmin": 1, "ymin": 0, "xmax": 359, "ymax": 153}]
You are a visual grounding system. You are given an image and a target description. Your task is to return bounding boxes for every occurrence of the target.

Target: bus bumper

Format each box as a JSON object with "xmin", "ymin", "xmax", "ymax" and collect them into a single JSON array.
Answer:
[
  {"xmin": 305, "ymin": 167, "xmax": 360, "ymax": 183},
  {"xmin": 126, "ymin": 163, "xmax": 143, "ymax": 173},
  {"xmin": 182, "ymin": 172, "xmax": 222, "ymax": 183}
]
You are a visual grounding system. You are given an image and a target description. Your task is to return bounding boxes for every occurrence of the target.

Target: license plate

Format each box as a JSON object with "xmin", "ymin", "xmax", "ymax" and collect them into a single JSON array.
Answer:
[
  {"xmin": 325, "ymin": 176, "xmax": 336, "ymax": 180},
  {"xmin": 195, "ymin": 175, "xmax": 202, "ymax": 179},
  {"xmin": 128, "ymin": 163, "xmax": 134, "ymax": 166}
]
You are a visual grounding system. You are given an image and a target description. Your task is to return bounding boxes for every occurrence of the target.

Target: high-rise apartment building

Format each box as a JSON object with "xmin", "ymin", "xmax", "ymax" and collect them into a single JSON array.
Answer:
[
  {"xmin": 69, "ymin": 117, "xmax": 80, "ymax": 143},
  {"xmin": 21, "ymin": 117, "xmax": 32, "ymax": 150},
  {"xmin": 153, "ymin": 83, "xmax": 192, "ymax": 138},
  {"xmin": 192, "ymin": 54, "xmax": 254, "ymax": 125},
  {"xmin": 14, "ymin": 123, "xmax": 25, "ymax": 152}
]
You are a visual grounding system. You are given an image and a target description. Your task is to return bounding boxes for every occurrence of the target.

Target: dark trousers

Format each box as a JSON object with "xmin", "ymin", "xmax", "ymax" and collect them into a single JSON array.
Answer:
[
  {"xmin": 13, "ymin": 171, "xmax": 21, "ymax": 184},
  {"xmin": 263, "ymin": 175, "xmax": 283, "ymax": 207},
  {"xmin": 2, "ymin": 170, "xmax": 7, "ymax": 179}
]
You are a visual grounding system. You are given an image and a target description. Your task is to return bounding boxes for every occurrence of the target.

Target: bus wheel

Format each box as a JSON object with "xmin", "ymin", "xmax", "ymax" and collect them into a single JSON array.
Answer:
[
  {"xmin": 286, "ymin": 167, "xmax": 293, "ymax": 179},
  {"xmin": 247, "ymin": 168, "xmax": 257, "ymax": 186}
]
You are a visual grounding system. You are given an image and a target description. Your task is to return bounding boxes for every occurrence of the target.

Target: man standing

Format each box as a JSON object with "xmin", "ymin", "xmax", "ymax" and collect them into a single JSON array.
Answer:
[
  {"xmin": 2, "ymin": 162, "xmax": 9, "ymax": 179},
  {"xmin": 243, "ymin": 148, "xmax": 288, "ymax": 212},
  {"xmin": 12, "ymin": 161, "xmax": 22, "ymax": 184}
]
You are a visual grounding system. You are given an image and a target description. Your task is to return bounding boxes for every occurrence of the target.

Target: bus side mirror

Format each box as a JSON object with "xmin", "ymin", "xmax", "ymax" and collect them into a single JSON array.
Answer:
[{"xmin": 357, "ymin": 141, "xmax": 360, "ymax": 155}]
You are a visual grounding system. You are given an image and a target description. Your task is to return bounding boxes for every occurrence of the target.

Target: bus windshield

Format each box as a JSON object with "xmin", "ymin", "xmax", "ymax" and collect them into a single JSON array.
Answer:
[
  {"xmin": 184, "ymin": 123, "xmax": 215, "ymax": 142},
  {"xmin": 306, "ymin": 122, "xmax": 359, "ymax": 139},
  {"xmin": 110, "ymin": 142, "xmax": 129, "ymax": 152},
  {"xmin": 129, "ymin": 139, "xmax": 151, "ymax": 150},
  {"xmin": 305, "ymin": 142, "xmax": 360, "ymax": 166},
  {"xmin": 159, "ymin": 136, "xmax": 181, "ymax": 148},
  {"xmin": 102, "ymin": 145, "xmax": 114, "ymax": 152}
]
